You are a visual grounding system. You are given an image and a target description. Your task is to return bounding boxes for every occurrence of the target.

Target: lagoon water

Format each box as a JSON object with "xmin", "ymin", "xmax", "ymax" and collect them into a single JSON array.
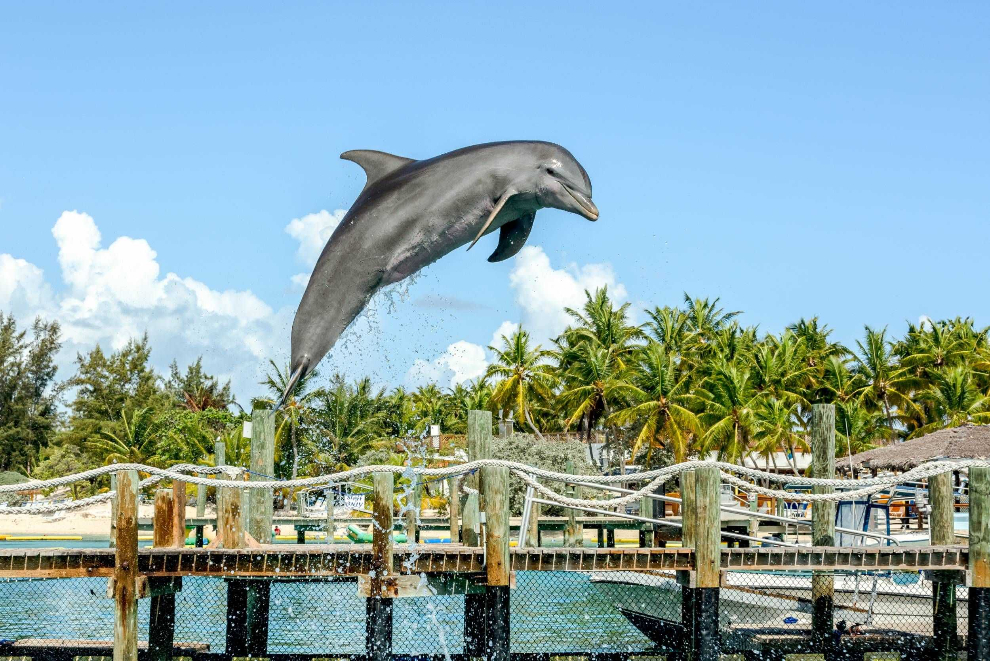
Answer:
[{"xmin": 0, "ymin": 540, "xmax": 658, "ymax": 654}]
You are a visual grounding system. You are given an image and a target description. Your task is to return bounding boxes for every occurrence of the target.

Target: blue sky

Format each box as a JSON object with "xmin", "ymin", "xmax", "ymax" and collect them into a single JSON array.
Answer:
[{"xmin": 1, "ymin": 3, "xmax": 988, "ymax": 402}]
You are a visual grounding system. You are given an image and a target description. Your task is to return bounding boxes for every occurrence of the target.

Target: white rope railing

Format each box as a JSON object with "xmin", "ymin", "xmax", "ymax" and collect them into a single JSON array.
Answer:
[{"xmin": 2, "ymin": 458, "xmax": 986, "ymax": 514}]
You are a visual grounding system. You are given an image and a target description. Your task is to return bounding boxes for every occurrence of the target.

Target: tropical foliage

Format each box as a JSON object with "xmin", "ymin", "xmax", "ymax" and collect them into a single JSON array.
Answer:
[{"xmin": 3, "ymin": 293, "xmax": 990, "ymax": 495}]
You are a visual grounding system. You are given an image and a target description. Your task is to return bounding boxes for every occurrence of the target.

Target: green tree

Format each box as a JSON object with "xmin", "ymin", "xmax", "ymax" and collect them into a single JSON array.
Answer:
[
  {"xmin": 87, "ymin": 407, "xmax": 163, "ymax": 467},
  {"xmin": 165, "ymin": 357, "xmax": 233, "ymax": 411},
  {"xmin": 486, "ymin": 328, "xmax": 557, "ymax": 440},
  {"xmin": 0, "ymin": 314, "xmax": 63, "ymax": 473},
  {"xmin": 607, "ymin": 342, "xmax": 699, "ymax": 462},
  {"xmin": 853, "ymin": 327, "xmax": 918, "ymax": 443},
  {"xmin": 696, "ymin": 360, "xmax": 761, "ymax": 464}
]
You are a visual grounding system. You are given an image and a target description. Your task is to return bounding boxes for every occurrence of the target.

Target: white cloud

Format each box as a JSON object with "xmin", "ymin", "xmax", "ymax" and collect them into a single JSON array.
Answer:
[
  {"xmin": 507, "ymin": 245, "xmax": 626, "ymax": 342},
  {"xmin": 284, "ymin": 209, "xmax": 346, "ymax": 268},
  {"xmin": 405, "ymin": 340, "xmax": 488, "ymax": 388},
  {"xmin": 1, "ymin": 210, "xmax": 289, "ymax": 401},
  {"xmin": 489, "ymin": 320, "xmax": 519, "ymax": 349},
  {"xmin": 290, "ymin": 273, "xmax": 311, "ymax": 289}
]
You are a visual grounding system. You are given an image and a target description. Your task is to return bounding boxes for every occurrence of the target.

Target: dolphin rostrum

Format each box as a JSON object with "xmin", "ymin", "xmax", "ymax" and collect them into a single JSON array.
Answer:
[{"xmin": 280, "ymin": 140, "xmax": 598, "ymax": 405}]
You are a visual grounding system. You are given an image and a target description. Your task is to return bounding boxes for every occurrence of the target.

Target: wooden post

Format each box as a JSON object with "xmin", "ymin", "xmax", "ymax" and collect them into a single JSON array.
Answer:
[
  {"xmin": 564, "ymin": 460, "xmax": 582, "ymax": 547},
  {"xmin": 367, "ymin": 472, "xmax": 394, "ymax": 661},
  {"xmin": 248, "ymin": 408, "xmax": 275, "ymax": 544},
  {"xmin": 148, "ymin": 490, "xmax": 177, "ymax": 661},
  {"xmin": 109, "ymin": 473, "xmax": 118, "ymax": 549},
  {"xmin": 930, "ymin": 470, "xmax": 958, "ymax": 661},
  {"xmin": 296, "ymin": 491, "xmax": 307, "ymax": 544},
  {"xmin": 527, "ymin": 486, "xmax": 541, "ymax": 548},
  {"xmin": 969, "ymin": 466, "xmax": 990, "ymax": 661},
  {"xmin": 326, "ymin": 487, "xmax": 337, "ymax": 544},
  {"xmin": 447, "ymin": 476, "xmax": 460, "ymax": 544},
  {"xmin": 464, "ymin": 410, "xmax": 492, "ymax": 656},
  {"xmin": 810, "ymin": 403, "xmax": 836, "ymax": 657},
  {"xmin": 404, "ymin": 486, "xmax": 420, "ymax": 543},
  {"xmin": 688, "ymin": 466, "xmax": 721, "ymax": 661},
  {"xmin": 482, "ymin": 465, "xmax": 510, "ymax": 661},
  {"xmin": 195, "ymin": 472, "xmax": 206, "ymax": 547},
  {"xmin": 172, "ymin": 479, "xmax": 186, "ymax": 547},
  {"xmin": 113, "ymin": 469, "xmax": 138, "ymax": 661}
]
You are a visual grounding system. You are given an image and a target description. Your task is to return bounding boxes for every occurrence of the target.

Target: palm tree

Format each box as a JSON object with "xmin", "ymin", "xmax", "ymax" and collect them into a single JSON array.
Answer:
[
  {"xmin": 682, "ymin": 294, "xmax": 741, "ymax": 348},
  {"xmin": 607, "ymin": 342, "xmax": 700, "ymax": 462},
  {"xmin": 752, "ymin": 397, "xmax": 806, "ymax": 475},
  {"xmin": 695, "ymin": 360, "xmax": 761, "ymax": 465},
  {"xmin": 312, "ymin": 375, "xmax": 388, "ymax": 470},
  {"xmin": 852, "ymin": 327, "xmax": 918, "ymax": 443},
  {"xmin": 258, "ymin": 360, "xmax": 320, "ymax": 479},
  {"xmin": 87, "ymin": 407, "xmax": 163, "ymax": 467},
  {"xmin": 486, "ymin": 328, "xmax": 557, "ymax": 440},
  {"xmin": 910, "ymin": 366, "xmax": 990, "ymax": 438},
  {"xmin": 558, "ymin": 342, "xmax": 629, "ymax": 463},
  {"xmin": 835, "ymin": 400, "xmax": 885, "ymax": 466},
  {"xmin": 645, "ymin": 306, "xmax": 693, "ymax": 357},
  {"xmin": 751, "ymin": 331, "xmax": 815, "ymax": 406}
]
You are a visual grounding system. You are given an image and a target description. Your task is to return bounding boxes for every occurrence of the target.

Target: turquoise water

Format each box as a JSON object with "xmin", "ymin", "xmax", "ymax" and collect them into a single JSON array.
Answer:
[{"xmin": 0, "ymin": 561, "xmax": 660, "ymax": 654}]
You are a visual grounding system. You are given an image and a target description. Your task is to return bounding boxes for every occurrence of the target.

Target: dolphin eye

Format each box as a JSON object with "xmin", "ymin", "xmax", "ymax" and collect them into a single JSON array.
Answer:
[{"xmin": 546, "ymin": 167, "xmax": 555, "ymax": 176}]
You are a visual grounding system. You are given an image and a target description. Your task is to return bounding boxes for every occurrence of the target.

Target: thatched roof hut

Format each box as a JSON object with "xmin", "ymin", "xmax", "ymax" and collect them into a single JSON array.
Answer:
[{"xmin": 845, "ymin": 424, "xmax": 990, "ymax": 472}]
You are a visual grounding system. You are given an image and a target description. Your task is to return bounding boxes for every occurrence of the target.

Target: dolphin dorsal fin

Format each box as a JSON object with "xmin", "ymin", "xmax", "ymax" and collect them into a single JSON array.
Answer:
[{"xmin": 341, "ymin": 150, "xmax": 414, "ymax": 190}]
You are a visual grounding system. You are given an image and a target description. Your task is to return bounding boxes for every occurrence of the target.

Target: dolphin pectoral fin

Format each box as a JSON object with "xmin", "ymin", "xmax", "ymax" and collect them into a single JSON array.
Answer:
[
  {"xmin": 341, "ymin": 150, "xmax": 415, "ymax": 190},
  {"xmin": 467, "ymin": 188, "xmax": 517, "ymax": 251},
  {"xmin": 488, "ymin": 212, "xmax": 535, "ymax": 263}
]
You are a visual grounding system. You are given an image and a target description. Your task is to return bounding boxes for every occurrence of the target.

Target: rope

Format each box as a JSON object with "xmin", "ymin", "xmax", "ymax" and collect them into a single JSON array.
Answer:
[{"xmin": 2, "ymin": 458, "xmax": 987, "ymax": 514}]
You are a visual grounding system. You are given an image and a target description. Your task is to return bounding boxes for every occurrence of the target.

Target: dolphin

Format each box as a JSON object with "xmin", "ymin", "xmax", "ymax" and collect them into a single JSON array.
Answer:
[{"xmin": 280, "ymin": 140, "xmax": 598, "ymax": 405}]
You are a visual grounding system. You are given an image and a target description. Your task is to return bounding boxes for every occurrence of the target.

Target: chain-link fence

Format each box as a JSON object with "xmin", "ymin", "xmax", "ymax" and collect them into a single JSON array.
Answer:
[{"xmin": 0, "ymin": 570, "xmax": 967, "ymax": 657}]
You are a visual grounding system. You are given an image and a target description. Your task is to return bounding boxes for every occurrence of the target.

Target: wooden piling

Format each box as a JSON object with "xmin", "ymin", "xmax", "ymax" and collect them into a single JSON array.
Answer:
[
  {"xmin": 685, "ymin": 465, "xmax": 720, "ymax": 661},
  {"xmin": 326, "ymin": 487, "xmax": 337, "ymax": 545},
  {"xmin": 149, "ymin": 490, "xmax": 177, "ymax": 661},
  {"xmin": 969, "ymin": 465, "xmax": 990, "ymax": 661},
  {"xmin": 171, "ymin": 480, "xmax": 186, "ymax": 547},
  {"xmin": 564, "ymin": 460, "xmax": 582, "ymax": 547},
  {"xmin": 109, "ymin": 473, "xmax": 118, "ymax": 549},
  {"xmin": 404, "ymin": 485, "xmax": 420, "ymax": 543},
  {"xmin": 195, "ymin": 472, "xmax": 206, "ymax": 547},
  {"xmin": 464, "ymin": 410, "xmax": 492, "ymax": 657},
  {"xmin": 217, "ymin": 485, "xmax": 245, "ymax": 548},
  {"xmin": 447, "ymin": 476, "xmax": 460, "ymax": 544},
  {"xmin": 483, "ymin": 465, "xmax": 510, "ymax": 661},
  {"xmin": 527, "ymin": 487, "xmax": 541, "ymax": 547},
  {"xmin": 367, "ymin": 472, "xmax": 394, "ymax": 661},
  {"xmin": 810, "ymin": 403, "xmax": 836, "ymax": 657},
  {"xmin": 112, "ymin": 469, "xmax": 138, "ymax": 661},
  {"xmin": 930, "ymin": 470, "xmax": 958, "ymax": 661},
  {"xmin": 248, "ymin": 407, "xmax": 275, "ymax": 544}
]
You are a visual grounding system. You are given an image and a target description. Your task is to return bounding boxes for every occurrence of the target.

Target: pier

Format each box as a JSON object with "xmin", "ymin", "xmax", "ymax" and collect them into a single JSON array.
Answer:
[{"xmin": 1, "ymin": 408, "xmax": 988, "ymax": 661}]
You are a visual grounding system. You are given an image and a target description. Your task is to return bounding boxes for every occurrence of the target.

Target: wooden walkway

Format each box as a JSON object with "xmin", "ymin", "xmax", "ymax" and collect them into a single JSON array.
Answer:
[{"xmin": 0, "ymin": 544, "xmax": 966, "ymax": 579}]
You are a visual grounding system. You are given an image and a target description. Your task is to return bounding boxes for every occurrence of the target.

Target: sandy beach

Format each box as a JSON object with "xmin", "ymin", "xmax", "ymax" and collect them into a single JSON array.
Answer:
[{"xmin": 0, "ymin": 500, "xmax": 210, "ymax": 538}]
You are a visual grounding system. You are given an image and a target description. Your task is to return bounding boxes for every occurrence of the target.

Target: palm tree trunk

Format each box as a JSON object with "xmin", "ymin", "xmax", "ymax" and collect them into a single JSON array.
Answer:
[
  {"xmin": 524, "ymin": 406, "xmax": 546, "ymax": 442},
  {"xmin": 883, "ymin": 396, "xmax": 896, "ymax": 444}
]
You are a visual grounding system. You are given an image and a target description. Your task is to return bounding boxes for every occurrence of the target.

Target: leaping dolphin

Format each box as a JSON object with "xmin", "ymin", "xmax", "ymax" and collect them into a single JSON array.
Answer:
[{"xmin": 280, "ymin": 140, "xmax": 598, "ymax": 405}]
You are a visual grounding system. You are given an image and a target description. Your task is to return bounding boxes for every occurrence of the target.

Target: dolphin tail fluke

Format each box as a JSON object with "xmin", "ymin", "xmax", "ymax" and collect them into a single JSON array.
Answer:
[{"xmin": 277, "ymin": 363, "xmax": 307, "ymax": 409}]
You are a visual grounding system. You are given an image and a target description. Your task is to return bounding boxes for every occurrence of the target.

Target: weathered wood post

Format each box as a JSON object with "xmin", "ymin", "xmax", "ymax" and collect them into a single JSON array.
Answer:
[
  {"xmin": 149, "ymin": 489, "xmax": 177, "ymax": 661},
  {"xmin": 242, "ymin": 407, "xmax": 275, "ymax": 656},
  {"xmin": 564, "ymin": 460, "xmax": 582, "ymax": 547},
  {"xmin": 482, "ymin": 464, "xmax": 511, "ymax": 661},
  {"xmin": 679, "ymin": 469, "xmax": 697, "ymax": 660},
  {"xmin": 326, "ymin": 487, "xmax": 336, "ymax": 544},
  {"xmin": 930, "ymin": 470, "xmax": 958, "ymax": 661},
  {"xmin": 172, "ymin": 479, "xmax": 186, "ymax": 548},
  {"xmin": 195, "ymin": 471, "xmax": 206, "ymax": 546},
  {"xmin": 969, "ymin": 465, "xmax": 990, "ymax": 661},
  {"xmin": 296, "ymin": 491, "xmax": 307, "ymax": 544},
  {"xmin": 113, "ymin": 469, "xmax": 139, "ymax": 661},
  {"xmin": 367, "ymin": 471, "xmax": 394, "ymax": 661},
  {"xmin": 464, "ymin": 410, "xmax": 492, "ymax": 657},
  {"xmin": 527, "ymin": 482, "xmax": 541, "ymax": 547},
  {"xmin": 692, "ymin": 465, "xmax": 722, "ymax": 661},
  {"xmin": 448, "ymin": 475, "xmax": 460, "ymax": 544},
  {"xmin": 810, "ymin": 403, "xmax": 836, "ymax": 657},
  {"xmin": 109, "ymin": 473, "xmax": 118, "ymax": 549},
  {"xmin": 404, "ymin": 485, "xmax": 420, "ymax": 543}
]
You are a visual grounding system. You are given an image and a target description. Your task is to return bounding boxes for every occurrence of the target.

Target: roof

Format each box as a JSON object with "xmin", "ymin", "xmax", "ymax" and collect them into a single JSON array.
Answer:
[{"xmin": 846, "ymin": 424, "xmax": 990, "ymax": 471}]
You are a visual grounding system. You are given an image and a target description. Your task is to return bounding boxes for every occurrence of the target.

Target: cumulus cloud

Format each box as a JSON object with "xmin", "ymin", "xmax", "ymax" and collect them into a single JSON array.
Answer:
[
  {"xmin": 284, "ymin": 209, "xmax": 346, "ymax": 268},
  {"xmin": 405, "ymin": 340, "xmax": 488, "ymax": 388},
  {"xmin": 1, "ymin": 210, "xmax": 288, "ymax": 401},
  {"xmin": 489, "ymin": 320, "xmax": 519, "ymax": 349},
  {"xmin": 508, "ymin": 245, "xmax": 626, "ymax": 342}
]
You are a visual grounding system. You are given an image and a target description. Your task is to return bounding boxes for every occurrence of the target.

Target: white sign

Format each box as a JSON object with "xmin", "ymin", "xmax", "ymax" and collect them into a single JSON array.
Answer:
[{"xmin": 337, "ymin": 494, "xmax": 365, "ymax": 511}]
